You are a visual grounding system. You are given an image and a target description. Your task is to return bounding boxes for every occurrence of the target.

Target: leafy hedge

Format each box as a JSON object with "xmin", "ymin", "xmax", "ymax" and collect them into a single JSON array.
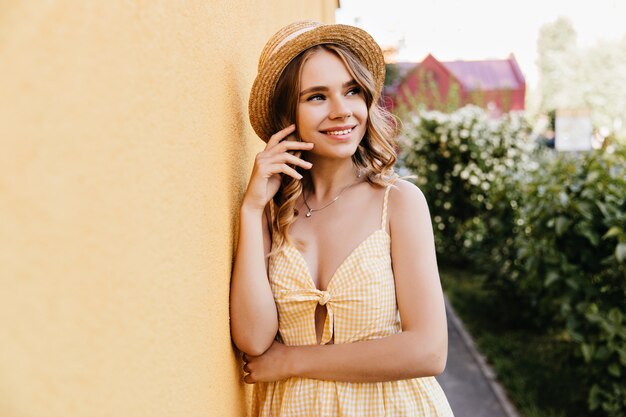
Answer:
[
  {"xmin": 399, "ymin": 106, "xmax": 533, "ymax": 265},
  {"xmin": 399, "ymin": 105, "xmax": 626, "ymax": 416},
  {"xmin": 513, "ymin": 150, "xmax": 626, "ymax": 415}
]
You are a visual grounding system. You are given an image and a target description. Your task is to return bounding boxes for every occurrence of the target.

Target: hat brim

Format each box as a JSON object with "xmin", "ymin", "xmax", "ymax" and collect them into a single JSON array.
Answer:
[{"xmin": 248, "ymin": 23, "xmax": 385, "ymax": 142}]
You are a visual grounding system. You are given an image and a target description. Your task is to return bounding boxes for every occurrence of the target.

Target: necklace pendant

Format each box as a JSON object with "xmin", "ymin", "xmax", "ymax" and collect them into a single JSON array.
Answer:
[{"xmin": 305, "ymin": 210, "xmax": 312, "ymax": 217}]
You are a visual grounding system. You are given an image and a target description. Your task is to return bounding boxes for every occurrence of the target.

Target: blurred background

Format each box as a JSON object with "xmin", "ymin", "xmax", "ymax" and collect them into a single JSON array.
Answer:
[
  {"xmin": 338, "ymin": 0, "xmax": 626, "ymax": 142},
  {"xmin": 335, "ymin": 2, "xmax": 626, "ymax": 417}
]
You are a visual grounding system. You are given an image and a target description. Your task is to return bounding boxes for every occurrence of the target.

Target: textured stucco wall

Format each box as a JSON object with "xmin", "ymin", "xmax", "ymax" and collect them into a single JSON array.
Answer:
[{"xmin": 0, "ymin": 1, "xmax": 336, "ymax": 416}]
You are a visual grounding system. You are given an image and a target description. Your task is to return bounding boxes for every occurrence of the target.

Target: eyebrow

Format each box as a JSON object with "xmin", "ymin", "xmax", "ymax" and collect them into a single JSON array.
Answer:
[{"xmin": 299, "ymin": 80, "xmax": 358, "ymax": 97}]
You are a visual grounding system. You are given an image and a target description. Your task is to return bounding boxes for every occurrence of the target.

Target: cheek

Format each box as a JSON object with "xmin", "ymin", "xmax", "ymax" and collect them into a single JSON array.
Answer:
[
  {"xmin": 296, "ymin": 106, "xmax": 309, "ymax": 125},
  {"xmin": 297, "ymin": 108, "xmax": 324, "ymax": 129},
  {"xmin": 352, "ymin": 100, "xmax": 368, "ymax": 121},
  {"xmin": 296, "ymin": 111, "xmax": 317, "ymax": 141}
]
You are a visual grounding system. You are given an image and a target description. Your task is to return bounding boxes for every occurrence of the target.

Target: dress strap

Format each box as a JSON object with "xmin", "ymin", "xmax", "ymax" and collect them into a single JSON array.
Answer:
[{"xmin": 381, "ymin": 184, "xmax": 393, "ymax": 232}]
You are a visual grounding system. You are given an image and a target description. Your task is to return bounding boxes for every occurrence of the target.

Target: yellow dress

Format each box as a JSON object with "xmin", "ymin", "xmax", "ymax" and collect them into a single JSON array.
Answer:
[{"xmin": 252, "ymin": 185, "xmax": 454, "ymax": 417}]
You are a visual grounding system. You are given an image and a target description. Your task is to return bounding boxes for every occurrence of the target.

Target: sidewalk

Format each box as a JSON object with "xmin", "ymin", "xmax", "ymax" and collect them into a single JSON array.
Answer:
[{"xmin": 436, "ymin": 297, "xmax": 521, "ymax": 417}]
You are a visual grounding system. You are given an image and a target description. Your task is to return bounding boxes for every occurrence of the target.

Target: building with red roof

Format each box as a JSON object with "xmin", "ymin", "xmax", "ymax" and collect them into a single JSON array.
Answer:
[{"xmin": 385, "ymin": 54, "xmax": 526, "ymax": 115}]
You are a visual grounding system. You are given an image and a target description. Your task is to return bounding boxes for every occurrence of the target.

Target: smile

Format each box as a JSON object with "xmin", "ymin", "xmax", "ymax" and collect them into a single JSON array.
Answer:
[{"xmin": 323, "ymin": 127, "xmax": 354, "ymax": 136}]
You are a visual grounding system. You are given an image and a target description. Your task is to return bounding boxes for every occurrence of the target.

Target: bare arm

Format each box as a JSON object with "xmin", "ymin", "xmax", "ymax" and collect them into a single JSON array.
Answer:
[
  {"xmin": 230, "ymin": 125, "xmax": 314, "ymax": 356},
  {"xmin": 244, "ymin": 180, "xmax": 448, "ymax": 382},
  {"xmin": 230, "ymin": 204, "xmax": 277, "ymax": 356}
]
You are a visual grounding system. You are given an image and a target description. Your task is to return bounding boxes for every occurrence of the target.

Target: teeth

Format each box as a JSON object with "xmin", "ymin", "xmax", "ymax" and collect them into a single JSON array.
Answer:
[{"xmin": 326, "ymin": 128, "xmax": 352, "ymax": 135}]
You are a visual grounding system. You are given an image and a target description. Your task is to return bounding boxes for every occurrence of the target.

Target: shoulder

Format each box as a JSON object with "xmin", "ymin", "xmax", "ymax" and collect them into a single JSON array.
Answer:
[
  {"xmin": 387, "ymin": 179, "xmax": 429, "ymax": 215},
  {"xmin": 386, "ymin": 179, "xmax": 435, "ymax": 243}
]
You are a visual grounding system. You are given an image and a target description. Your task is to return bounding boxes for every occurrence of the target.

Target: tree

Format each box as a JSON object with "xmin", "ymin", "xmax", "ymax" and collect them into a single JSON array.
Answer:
[
  {"xmin": 537, "ymin": 17, "xmax": 626, "ymax": 140},
  {"xmin": 536, "ymin": 17, "xmax": 581, "ymax": 112},
  {"xmin": 581, "ymin": 37, "xmax": 626, "ymax": 138}
]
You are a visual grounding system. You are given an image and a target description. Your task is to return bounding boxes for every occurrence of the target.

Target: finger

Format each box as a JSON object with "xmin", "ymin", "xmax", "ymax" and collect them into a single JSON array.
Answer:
[
  {"xmin": 268, "ymin": 139, "xmax": 314, "ymax": 155},
  {"xmin": 276, "ymin": 164, "xmax": 303, "ymax": 180},
  {"xmin": 243, "ymin": 374, "xmax": 256, "ymax": 384},
  {"xmin": 266, "ymin": 124, "xmax": 296, "ymax": 148},
  {"xmin": 268, "ymin": 153, "xmax": 313, "ymax": 170},
  {"xmin": 243, "ymin": 363, "xmax": 251, "ymax": 373},
  {"xmin": 242, "ymin": 354, "xmax": 248, "ymax": 362}
]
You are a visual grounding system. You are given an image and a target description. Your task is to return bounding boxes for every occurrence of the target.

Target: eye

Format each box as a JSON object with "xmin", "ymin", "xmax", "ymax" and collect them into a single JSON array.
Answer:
[
  {"xmin": 307, "ymin": 94, "xmax": 325, "ymax": 102},
  {"xmin": 347, "ymin": 86, "xmax": 362, "ymax": 96}
]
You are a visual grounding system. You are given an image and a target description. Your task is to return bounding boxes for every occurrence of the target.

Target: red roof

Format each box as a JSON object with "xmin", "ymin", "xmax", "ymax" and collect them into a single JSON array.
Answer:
[
  {"xmin": 385, "ymin": 54, "xmax": 526, "ymax": 113},
  {"xmin": 441, "ymin": 55, "xmax": 524, "ymax": 91}
]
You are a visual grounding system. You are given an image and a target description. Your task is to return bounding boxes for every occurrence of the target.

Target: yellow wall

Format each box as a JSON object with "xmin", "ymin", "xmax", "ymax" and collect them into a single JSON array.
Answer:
[{"xmin": 0, "ymin": 1, "xmax": 336, "ymax": 416}]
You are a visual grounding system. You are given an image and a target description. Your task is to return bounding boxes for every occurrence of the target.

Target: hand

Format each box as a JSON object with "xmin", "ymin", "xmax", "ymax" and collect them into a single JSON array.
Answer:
[
  {"xmin": 242, "ymin": 124, "xmax": 314, "ymax": 212},
  {"xmin": 242, "ymin": 341, "xmax": 294, "ymax": 384}
]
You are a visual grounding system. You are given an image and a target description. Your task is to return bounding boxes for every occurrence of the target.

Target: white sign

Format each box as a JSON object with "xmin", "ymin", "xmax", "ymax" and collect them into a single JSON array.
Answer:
[{"xmin": 555, "ymin": 109, "xmax": 592, "ymax": 151}]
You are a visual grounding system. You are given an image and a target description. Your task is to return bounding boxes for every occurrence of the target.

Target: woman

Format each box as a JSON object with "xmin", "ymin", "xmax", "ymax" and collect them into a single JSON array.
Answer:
[{"xmin": 230, "ymin": 20, "xmax": 454, "ymax": 416}]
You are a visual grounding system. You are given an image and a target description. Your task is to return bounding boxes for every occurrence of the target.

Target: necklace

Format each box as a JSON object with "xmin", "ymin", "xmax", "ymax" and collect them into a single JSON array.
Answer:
[{"xmin": 302, "ymin": 172, "xmax": 362, "ymax": 218}]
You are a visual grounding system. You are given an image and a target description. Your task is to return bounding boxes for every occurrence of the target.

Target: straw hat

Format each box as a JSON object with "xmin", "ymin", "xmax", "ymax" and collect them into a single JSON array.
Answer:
[{"xmin": 248, "ymin": 20, "xmax": 385, "ymax": 142}]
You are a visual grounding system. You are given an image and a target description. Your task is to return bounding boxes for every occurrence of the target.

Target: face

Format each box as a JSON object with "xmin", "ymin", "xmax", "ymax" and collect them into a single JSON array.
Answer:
[{"xmin": 296, "ymin": 49, "xmax": 368, "ymax": 160}]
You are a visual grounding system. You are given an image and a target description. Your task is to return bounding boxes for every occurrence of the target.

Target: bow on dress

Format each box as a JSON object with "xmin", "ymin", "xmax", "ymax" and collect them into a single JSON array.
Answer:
[{"xmin": 282, "ymin": 288, "xmax": 335, "ymax": 345}]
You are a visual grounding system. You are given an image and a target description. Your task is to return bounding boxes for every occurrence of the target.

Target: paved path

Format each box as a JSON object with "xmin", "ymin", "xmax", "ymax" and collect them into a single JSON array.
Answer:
[{"xmin": 436, "ymin": 298, "xmax": 521, "ymax": 417}]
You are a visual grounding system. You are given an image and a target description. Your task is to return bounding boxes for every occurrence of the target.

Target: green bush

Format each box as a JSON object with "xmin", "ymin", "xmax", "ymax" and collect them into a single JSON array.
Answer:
[
  {"xmin": 399, "ymin": 105, "xmax": 533, "ymax": 265},
  {"xmin": 399, "ymin": 105, "xmax": 626, "ymax": 415},
  {"xmin": 514, "ymin": 149, "xmax": 626, "ymax": 415}
]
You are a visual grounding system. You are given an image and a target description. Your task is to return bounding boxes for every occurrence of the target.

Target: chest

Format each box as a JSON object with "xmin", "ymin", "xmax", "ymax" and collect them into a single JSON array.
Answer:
[
  {"xmin": 277, "ymin": 183, "xmax": 388, "ymax": 290},
  {"xmin": 291, "ymin": 211, "xmax": 386, "ymax": 290}
]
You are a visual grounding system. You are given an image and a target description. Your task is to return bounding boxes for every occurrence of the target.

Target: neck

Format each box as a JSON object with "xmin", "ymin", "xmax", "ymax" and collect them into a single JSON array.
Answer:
[{"xmin": 304, "ymin": 158, "xmax": 361, "ymax": 204}]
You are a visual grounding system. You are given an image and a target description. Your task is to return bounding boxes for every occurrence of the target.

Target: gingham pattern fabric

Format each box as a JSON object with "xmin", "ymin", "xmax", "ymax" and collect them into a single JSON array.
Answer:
[{"xmin": 252, "ymin": 185, "xmax": 454, "ymax": 416}]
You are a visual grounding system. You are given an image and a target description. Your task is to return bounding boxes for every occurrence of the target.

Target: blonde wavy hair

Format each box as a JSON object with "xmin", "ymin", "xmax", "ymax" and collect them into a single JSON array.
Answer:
[{"xmin": 268, "ymin": 43, "xmax": 400, "ymax": 257}]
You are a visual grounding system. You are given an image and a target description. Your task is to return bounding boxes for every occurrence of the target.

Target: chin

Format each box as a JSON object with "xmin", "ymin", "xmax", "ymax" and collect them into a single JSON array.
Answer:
[{"xmin": 322, "ymin": 147, "xmax": 359, "ymax": 160}]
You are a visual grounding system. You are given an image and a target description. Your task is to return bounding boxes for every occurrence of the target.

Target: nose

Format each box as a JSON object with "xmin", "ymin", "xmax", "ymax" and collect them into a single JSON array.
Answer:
[{"xmin": 329, "ymin": 96, "xmax": 352, "ymax": 119}]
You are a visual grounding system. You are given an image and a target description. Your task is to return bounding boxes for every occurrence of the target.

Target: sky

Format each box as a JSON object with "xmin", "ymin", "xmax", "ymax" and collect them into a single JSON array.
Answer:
[{"xmin": 335, "ymin": 0, "xmax": 626, "ymax": 89}]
